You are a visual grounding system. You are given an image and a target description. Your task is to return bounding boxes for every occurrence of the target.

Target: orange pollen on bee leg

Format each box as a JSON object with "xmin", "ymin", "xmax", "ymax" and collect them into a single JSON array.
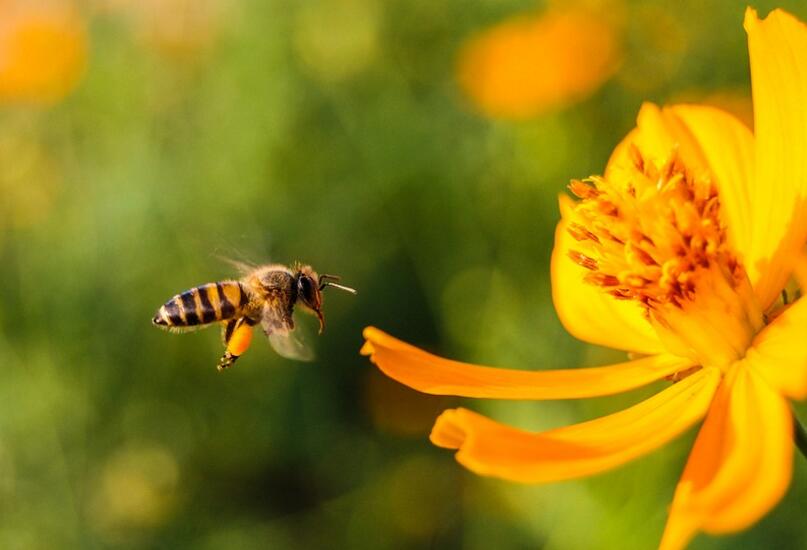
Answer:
[
  {"xmin": 227, "ymin": 322, "xmax": 254, "ymax": 356},
  {"xmin": 565, "ymin": 147, "xmax": 764, "ymax": 370}
]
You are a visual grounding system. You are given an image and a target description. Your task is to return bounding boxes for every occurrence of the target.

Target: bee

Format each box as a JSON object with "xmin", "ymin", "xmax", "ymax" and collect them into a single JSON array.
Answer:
[{"xmin": 152, "ymin": 263, "xmax": 356, "ymax": 370}]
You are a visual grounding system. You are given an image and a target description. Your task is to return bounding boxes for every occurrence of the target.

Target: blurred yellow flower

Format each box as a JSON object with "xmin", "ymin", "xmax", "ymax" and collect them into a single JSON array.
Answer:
[
  {"xmin": 88, "ymin": 443, "xmax": 179, "ymax": 540},
  {"xmin": 0, "ymin": 1, "xmax": 86, "ymax": 104},
  {"xmin": 0, "ymin": 131, "xmax": 62, "ymax": 228},
  {"xmin": 100, "ymin": 0, "xmax": 228, "ymax": 62},
  {"xmin": 294, "ymin": 0, "xmax": 380, "ymax": 83},
  {"xmin": 457, "ymin": 7, "xmax": 621, "ymax": 119},
  {"xmin": 363, "ymin": 8, "xmax": 807, "ymax": 549}
]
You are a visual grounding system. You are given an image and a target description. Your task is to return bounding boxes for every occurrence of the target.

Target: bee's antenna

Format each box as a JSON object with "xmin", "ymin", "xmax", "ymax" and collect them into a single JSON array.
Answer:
[
  {"xmin": 318, "ymin": 274, "xmax": 356, "ymax": 294},
  {"xmin": 320, "ymin": 281, "xmax": 357, "ymax": 294}
]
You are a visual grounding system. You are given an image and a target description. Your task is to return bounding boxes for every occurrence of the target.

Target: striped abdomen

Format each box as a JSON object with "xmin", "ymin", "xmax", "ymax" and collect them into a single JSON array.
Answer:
[{"xmin": 152, "ymin": 281, "xmax": 250, "ymax": 329}]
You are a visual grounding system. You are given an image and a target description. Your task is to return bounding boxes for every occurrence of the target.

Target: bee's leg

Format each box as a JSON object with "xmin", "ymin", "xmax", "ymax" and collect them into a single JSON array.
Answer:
[
  {"xmin": 221, "ymin": 319, "xmax": 235, "ymax": 345},
  {"xmin": 218, "ymin": 318, "xmax": 254, "ymax": 371},
  {"xmin": 218, "ymin": 351, "xmax": 238, "ymax": 371}
]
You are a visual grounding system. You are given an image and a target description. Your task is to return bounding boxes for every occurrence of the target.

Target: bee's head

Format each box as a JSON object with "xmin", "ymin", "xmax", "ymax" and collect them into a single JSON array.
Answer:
[
  {"xmin": 295, "ymin": 266, "xmax": 357, "ymax": 334},
  {"xmin": 295, "ymin": 266, "xmax": 324, "ymax": 333}
]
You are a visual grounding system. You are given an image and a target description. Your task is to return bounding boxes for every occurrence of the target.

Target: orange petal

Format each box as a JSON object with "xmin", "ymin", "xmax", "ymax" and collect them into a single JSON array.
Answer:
[
  {"xmin": 659, "ymin": 365, "xmax": 792, "ymax": 550},
  {"xmin": 745, "ymin": 295, "xmax": 807, "ymax": 399},
  {"xmin": 429, "ymin": 367, "xmax": 719, "ymax": 483},
  {"xmin": 362, "ymin": 326, "xmax": 695, "ymax": 399},
  {"xmin": 552, "ymin": 195, "xmax": 664, "ymax": 354},
  {"xmin": 793, "ymin": 251, "xmax": 807, "ymax": 291},
  {"xmin": 743, "ymin": 9, "xmax": 807, "ymax": 309}
]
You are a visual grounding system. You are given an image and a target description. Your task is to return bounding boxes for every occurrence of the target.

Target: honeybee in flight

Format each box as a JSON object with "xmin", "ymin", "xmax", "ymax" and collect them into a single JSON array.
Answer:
[{"xmin": 152, "ymin": 263, "xmax": 356, "ymax": 370}]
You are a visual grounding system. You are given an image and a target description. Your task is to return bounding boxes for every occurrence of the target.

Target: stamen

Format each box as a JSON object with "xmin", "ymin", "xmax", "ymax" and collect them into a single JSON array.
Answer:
[
  {"xmin": 566, "ymin": 147, "xmax": 764, "ymax": 370},
  {"xmin": 664, "ymin": 365, "xmax": 702, "ymax": 383},
  {"xmin": 568, "ymin": 250, "xmax": 598, "ymax": 271},
  {"xmin": 569, "ymin": 179, "xmax": 600, "ymax": 199}
]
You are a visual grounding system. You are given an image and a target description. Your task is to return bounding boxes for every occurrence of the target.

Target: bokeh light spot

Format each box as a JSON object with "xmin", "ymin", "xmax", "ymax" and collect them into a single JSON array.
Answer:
[
  {"xmin": 294, "ymin": 0, "xmax": 381, "ymax": 83},
  {"xmin": 457, "ymin": 7, "xmax": 622, "ymax": 120},
  {"xmin": 0, "ymin": 1, "xmax": 86, "ymax": 104}
]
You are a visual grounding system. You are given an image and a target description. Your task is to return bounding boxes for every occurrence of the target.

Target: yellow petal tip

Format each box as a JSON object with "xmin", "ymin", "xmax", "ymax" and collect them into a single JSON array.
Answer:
[
  {"xmin": 429, "ymin": 408, "xmax": 467, "ymax": 449},
  {"xmin": 744, "ymin": 7, "xmax": 801, "ymax": 30},
  {"xmin": 743, "ymin": 6, "xmax": 759, "ymax": 27},
  {"xmin": 359, "ymin": 340, "xmax": 375, "ymax": 357},
  {"xmin": 360, "ymin": 326, "xmax": 387, "ymax": 357},
  {"xmin": 360, "ymin": 326, "xmax": 384, "ymax": 357},
  {"xmin": 362, "ymin": 325, "xmax": 380, "ymax": 340}
]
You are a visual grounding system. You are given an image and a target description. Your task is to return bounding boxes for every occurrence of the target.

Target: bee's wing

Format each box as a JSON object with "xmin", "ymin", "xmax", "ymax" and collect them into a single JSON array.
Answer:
[
  {"xmin": 219, "ymin": 257, "xmax": 257, "ymax": 276},
  {"xmin": 268, "ymin": 332, "xmax": 316, "ymax": 362},
  {"xmin": 260, "ymin": 303, "xmax": 316, "ymax": 362}
]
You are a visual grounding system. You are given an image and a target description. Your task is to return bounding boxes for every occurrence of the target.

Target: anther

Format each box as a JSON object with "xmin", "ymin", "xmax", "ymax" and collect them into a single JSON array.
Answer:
[
  {"xmin": 568, "ymin": 223, "xmax": 600, "ymax": 243},
  {"xmin": 584, "ymin": 273, "xmax": 620, "ymax": 287},
  {"xmin": 569, "ymin": 179, "xmax": 600, "ymax": 199},
  {"xmin": 628, "ymin": 143, "xmax": 644, "ymax": 172},
  {"xmin": 568, "ymin": 251, "xmax": 598, "ymax": 271}
]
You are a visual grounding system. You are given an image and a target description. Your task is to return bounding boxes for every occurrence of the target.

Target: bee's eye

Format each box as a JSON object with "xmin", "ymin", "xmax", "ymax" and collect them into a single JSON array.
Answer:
[{"xmin": 299, "ymin": 275, "xmax": 317, "ymax": 304}]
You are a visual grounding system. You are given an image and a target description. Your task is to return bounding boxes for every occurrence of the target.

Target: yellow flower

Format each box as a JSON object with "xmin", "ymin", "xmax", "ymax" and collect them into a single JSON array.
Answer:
[
  {"xmin": 361, "ymin": 8, "xmax": 807, "ymax": 549},
  {"xmin": 456, "ymin": 7, "xmax": 621, "ymax": 119}
]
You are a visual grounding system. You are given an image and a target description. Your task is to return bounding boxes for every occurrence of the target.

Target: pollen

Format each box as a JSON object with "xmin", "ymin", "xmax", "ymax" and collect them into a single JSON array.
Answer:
[{"xmin": 566, "ymin": 145, "xmax": 764, "ymax": 369}]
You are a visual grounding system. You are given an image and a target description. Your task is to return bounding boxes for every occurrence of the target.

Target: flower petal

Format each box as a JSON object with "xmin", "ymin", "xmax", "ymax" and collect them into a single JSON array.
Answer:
[
  {"xmin": 659, "ymin": 365, "xmax": 792, "ymax": 550},
  {"xmin": 743, "ymin": 8, "xmax": 807, "ymax": 309},
  {"xmin": 606, "ymin": 103, "xmax": 754, "ymax": 261},
  {"xmin": 558, "ymin": 101, "xmax": 753, "ymax": 353},
  {"xmin": 667, "ymin": 105, "xmax": 754, "ymax": 263},
  {"xmin": 362, "ymin": 326, "xmax": 696, "ymax": 399},
  {"xmin": 552, "ymin": 195, "xmax": 664, "ymax": 354},
  {"xmin": 605, "ymin": 102, "xmax": 701, "ymax": 175},
  {"xmin": 745, "ymin": 295, "xmax": 807, "ymax": 399},
  {"xmin": 429, "ymin": 367, "xmax": 720, "ymax": 483}
]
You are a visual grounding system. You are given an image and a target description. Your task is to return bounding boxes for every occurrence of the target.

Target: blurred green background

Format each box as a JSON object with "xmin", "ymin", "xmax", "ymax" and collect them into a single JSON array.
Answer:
[{"xmin": 2, "ymin": 0, "xmax": 807, "ymax": 548}]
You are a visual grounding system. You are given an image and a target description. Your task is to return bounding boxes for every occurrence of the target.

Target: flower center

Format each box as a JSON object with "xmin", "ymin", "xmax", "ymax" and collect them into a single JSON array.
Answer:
[{"xmin": 566, "ymin": 145, "xmax": 764, "ymax": 370}]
